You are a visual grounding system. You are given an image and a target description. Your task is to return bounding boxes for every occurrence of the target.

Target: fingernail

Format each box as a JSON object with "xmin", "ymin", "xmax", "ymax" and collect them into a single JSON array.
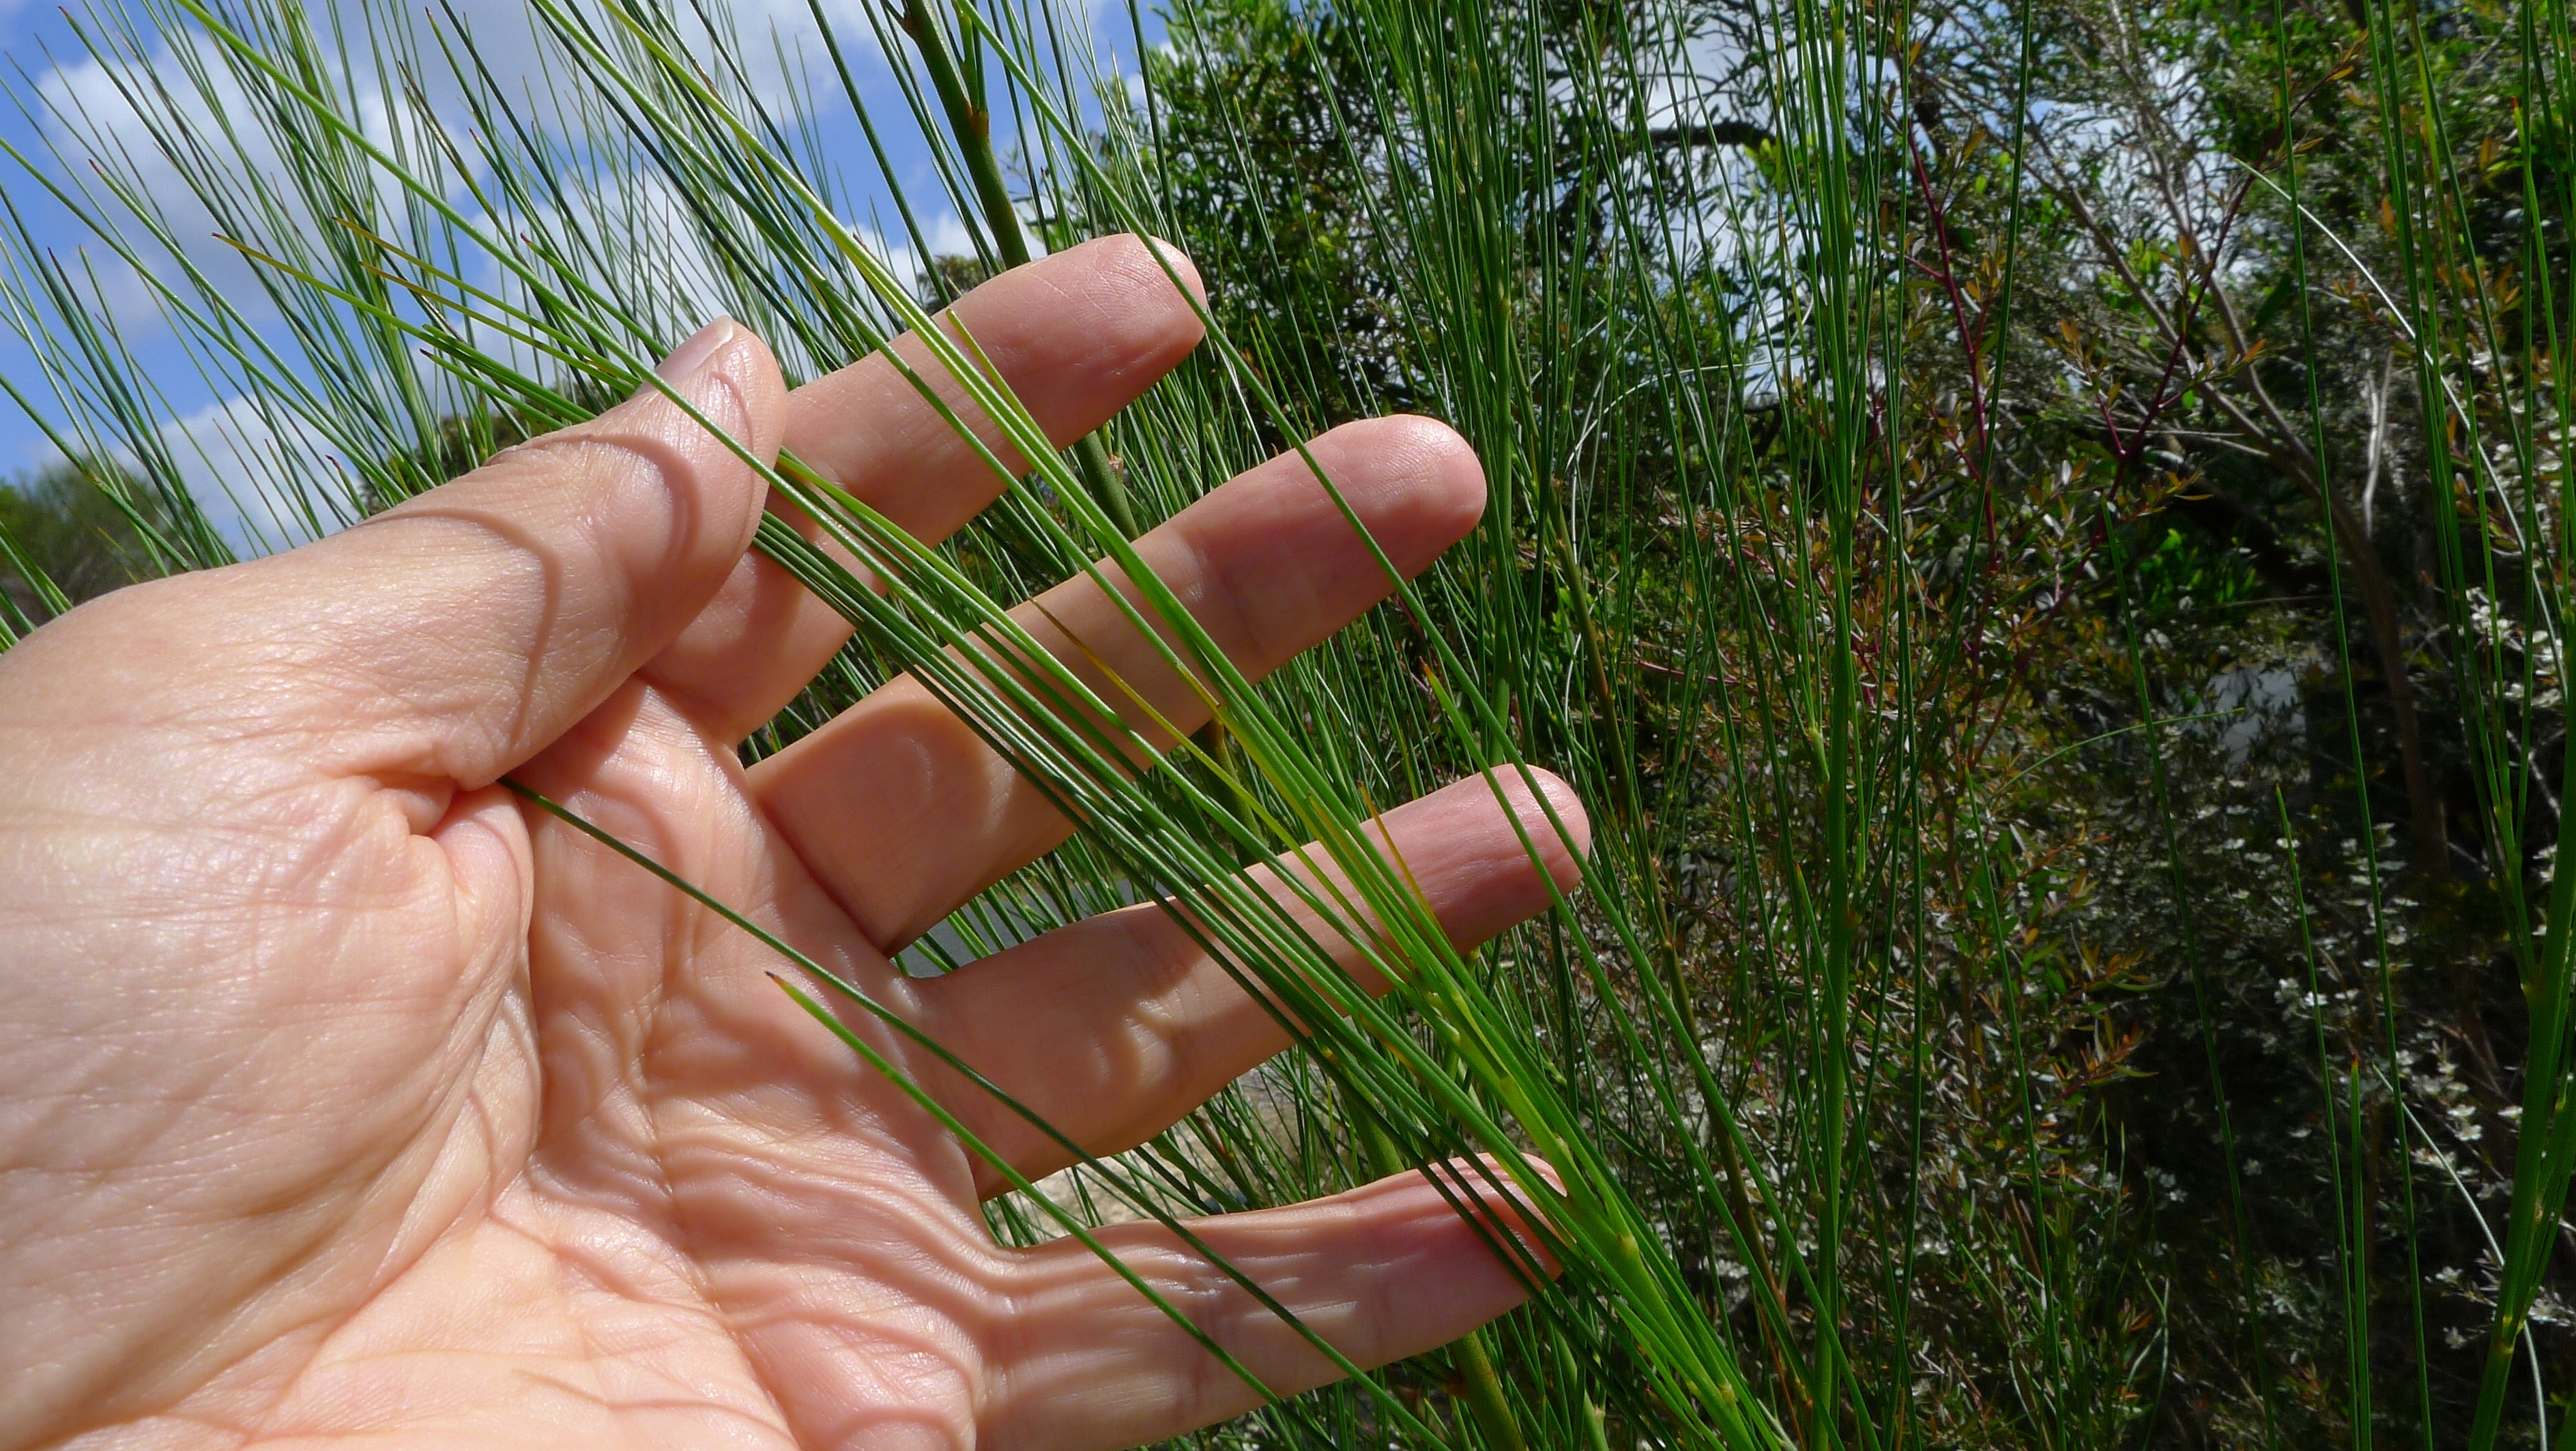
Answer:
[{"xmin": 654, "ymin": 317, "xmax": 737, "ymax": 384}]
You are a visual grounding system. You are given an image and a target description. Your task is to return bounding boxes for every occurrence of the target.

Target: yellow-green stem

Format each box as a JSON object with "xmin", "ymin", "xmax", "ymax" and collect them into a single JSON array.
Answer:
[
  {"xmin": 1340, "ymin": 1078, "xmax": 1530, "ymax": 1451},
  {"xmin": 901, "ymin": 0, "xmax": 1140, "ymax": 537}
]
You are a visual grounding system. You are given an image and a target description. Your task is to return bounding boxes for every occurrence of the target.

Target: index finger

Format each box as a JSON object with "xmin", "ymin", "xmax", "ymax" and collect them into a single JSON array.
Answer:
[{"xmin": 643, "ymin": 234, "xmax": 1207, "ymax": 741}]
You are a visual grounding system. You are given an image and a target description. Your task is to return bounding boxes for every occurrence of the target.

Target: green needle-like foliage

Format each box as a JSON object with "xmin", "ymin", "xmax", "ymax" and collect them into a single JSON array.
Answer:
[{"xmin": 7, "ymin": 0, "xmax": 2576, "ymax": 1445}]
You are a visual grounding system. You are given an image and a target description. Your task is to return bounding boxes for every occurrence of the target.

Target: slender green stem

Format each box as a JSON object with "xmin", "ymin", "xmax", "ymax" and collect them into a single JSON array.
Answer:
[{"xmin": 901, "ymin": 0, "xmax": 1139, "ymax": 537}]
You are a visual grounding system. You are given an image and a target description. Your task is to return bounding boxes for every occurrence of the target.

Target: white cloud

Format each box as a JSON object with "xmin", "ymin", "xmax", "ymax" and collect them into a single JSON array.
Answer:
[
  {"xmin": 5, "ymin": 0, "xmax": 1132, "ymax": 547},
  {"xmin": 27, "ymin": 21, "xmax": 481, "ymax": 341},
  {"xmin": 10, "ymin": 384, "xmax": 358, "ymax": 559},
  {"xmin": 30, "ymin": 46, "xmax": 280, "ymax": 334},
  {"xmin": 151, "ymin": 390, "xmax": 355, "ymax": 557}
]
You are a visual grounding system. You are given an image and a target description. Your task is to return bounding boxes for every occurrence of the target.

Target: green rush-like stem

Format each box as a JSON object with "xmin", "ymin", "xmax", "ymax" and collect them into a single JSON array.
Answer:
[
  {"xmin": 950, "ymin": 42, "xmax": 1797, "ymax": 1438},
  {"xmin": 2263, "ymin": 8, "xmax": 2437, "ymax": 1434},
  {"xmin": 501, "ymin": 777, "xmax": 1486, "ymax": 1450},
  {"xmin": 164, "ymin": 21, "xmax": 1578, "ymax": 1439},
  {"xmin": 2279, "ymin": 788, "xmax": 2371, "ymax": 1451},
  {"xmin": 899, "ymin": 0, "xmax": 1138, "ymax": 538},
  {"xmin": 1451, "ymin": 1325, "xmax": 1533, "ymax": 1451},
  {"xmin": 1342, "ymin": 1063, "xmax": 1532, "ymax": 1451}
]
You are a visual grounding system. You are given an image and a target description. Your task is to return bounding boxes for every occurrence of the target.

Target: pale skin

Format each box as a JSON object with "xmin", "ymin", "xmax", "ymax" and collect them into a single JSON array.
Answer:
[{"xmin": 0, "ymin": 235, "xmax": 1588, "ymax": 1451}]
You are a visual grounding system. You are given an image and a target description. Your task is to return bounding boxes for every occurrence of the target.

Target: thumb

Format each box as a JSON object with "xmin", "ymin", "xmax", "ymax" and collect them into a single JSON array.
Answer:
[{"xmin": 232, "ymin": 317, "xmax": 786, "ymax": 786}]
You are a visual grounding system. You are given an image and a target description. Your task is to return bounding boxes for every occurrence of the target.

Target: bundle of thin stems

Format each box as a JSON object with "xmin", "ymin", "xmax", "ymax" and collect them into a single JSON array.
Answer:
[
  {"xmin": 0, "ymin": 0, "xmax": 1778, "ymax": 1441},
  {"xmin": 6, "ymin": 0, "xmax": 2576, "ymax": 1444}
]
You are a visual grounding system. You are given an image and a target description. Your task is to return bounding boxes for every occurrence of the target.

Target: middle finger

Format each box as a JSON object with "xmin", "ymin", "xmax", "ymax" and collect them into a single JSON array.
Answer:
[
  {"xmin": 747, "ymin": 415, "xmax": 1486, "ymax": 952},
  {"xmin": 641, "ymin": 234, "xmax": 1209, "ymax": 741}
]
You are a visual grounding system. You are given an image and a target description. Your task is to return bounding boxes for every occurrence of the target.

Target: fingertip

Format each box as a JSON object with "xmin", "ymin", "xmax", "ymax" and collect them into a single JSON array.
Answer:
[
  {"xmin": 1447, "ymin": 764, "xmax": 1591, "ymax": 886},
  {"xmin": 716, "ymin": 326, "xmax": 783, "ymax": 541},
  {"xmin": 1125, "ymin": 232, "xmax": 1209, "ymax": 313},
  {"xmin": 1443, "ymin": 1153, "xmax": 1568, "ymax": 1278},
  {"xmin": 429, "ymin": 781, "xmax": 535, "ymax": 953},
  {"xmin": 1511, "ymin": 1152, "xmax": 1571, "ymax": 1202},
  {"xmin": 584, "ymin": 316, "xmax": 786, "ymax": 545},
  {"xmin": 609, "ymin": 315, "xmax": 787, "ymax": 586},
  {"xmin": 1365, "ymin": 770, "xmax": 1587, "ymax": 954},
  {"xmin": 1352, "ymin": 1156, "xmax": 1562, "ymax": 1298},
  {"xmin": 1383, "ymin": 414, "xmax": 1489, "ymax": 552},
  {"xmin": 318, "ymin": 316, "xmax": 792, "ymax": 784},
  {"xmin": 1297, "ymin": 415, "xmax": 1486, "ymax": 577},
  {"xmin": 719, "ymin": 321, "xmax": 791, "ymax": 457},
  {"xmin": 693, "ymin": 319, "xmax": 791, "ymax": 548},
  {"xmin": 1514, "ymin": 766, "xmax": 1593, "ymax": 872},
  {"xmin": 1030, "ymin": 233, "xmax": 1209, "ymax": 398}
]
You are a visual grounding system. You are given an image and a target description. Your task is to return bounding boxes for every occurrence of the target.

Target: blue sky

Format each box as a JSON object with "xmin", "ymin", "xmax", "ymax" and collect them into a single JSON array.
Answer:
[
  {"xmin": 0, "ymin": 0, "xmax": 1156, "ymax": 504},
  {"xmin": 0, "ymin": 1, "xmax": 110, "ymax": 474}
]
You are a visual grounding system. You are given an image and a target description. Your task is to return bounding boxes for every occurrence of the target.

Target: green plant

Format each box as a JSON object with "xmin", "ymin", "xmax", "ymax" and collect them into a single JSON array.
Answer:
[{"xmin": 5, "ymin": 0, "xmax": 2575, "ymax": 1445}]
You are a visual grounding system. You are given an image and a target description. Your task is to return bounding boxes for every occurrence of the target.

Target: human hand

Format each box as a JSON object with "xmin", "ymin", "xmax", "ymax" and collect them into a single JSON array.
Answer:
[{"xmin": 0, "ymin": 235, "xmax": 1586, "ymax": 1451}]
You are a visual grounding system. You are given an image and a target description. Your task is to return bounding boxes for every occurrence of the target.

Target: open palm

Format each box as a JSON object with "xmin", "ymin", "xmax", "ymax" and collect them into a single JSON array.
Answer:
[{"xmin": 0, "ymin": 236, "xmax": 1584, "ymax": 1451}]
